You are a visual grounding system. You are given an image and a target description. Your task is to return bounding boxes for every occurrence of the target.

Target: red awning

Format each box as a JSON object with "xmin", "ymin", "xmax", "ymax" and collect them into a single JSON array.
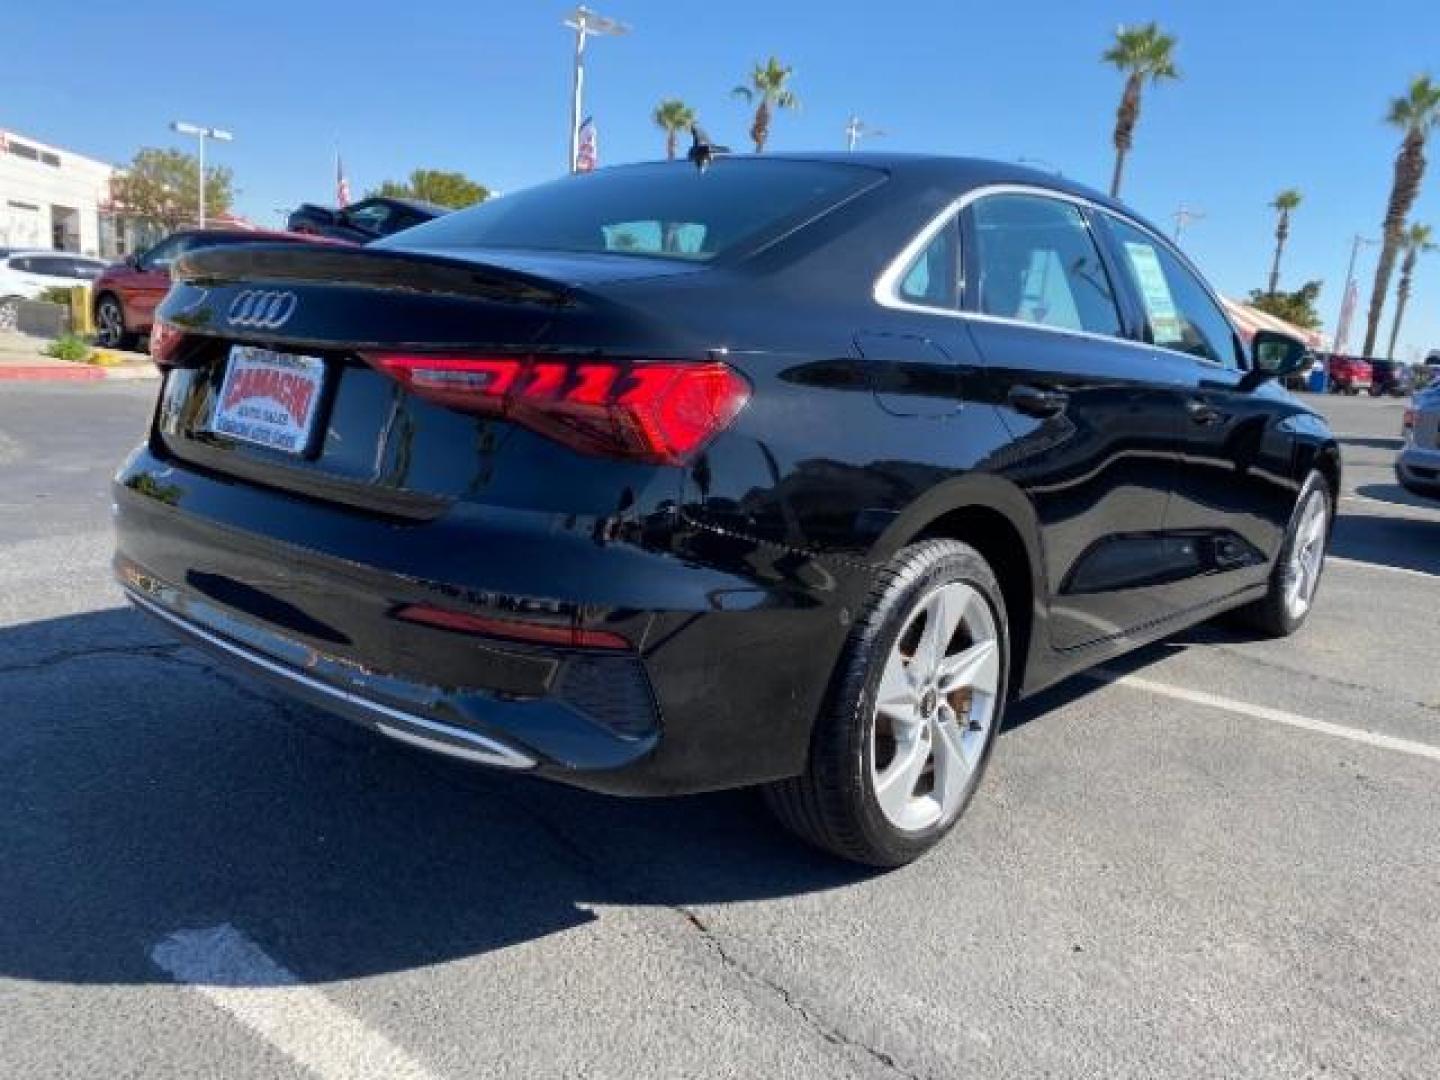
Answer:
[{"xmin": 1221, "ymin": 297, "xmax": 1325, "ymax": 349}]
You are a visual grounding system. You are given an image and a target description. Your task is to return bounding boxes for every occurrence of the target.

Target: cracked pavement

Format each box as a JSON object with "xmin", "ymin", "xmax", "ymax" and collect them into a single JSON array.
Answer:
[{"xmin": 1, "ymin": 382, "xmax": 1438, "ymax": 1079}]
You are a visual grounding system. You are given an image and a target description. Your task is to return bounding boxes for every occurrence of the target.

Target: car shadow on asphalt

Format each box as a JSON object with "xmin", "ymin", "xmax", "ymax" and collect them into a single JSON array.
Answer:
[
  {"xmin": 0, "ymin": 606, "xmax": 887, "ymax": 989},
  {"xmin": 1353, "ymin": 481, "xmax": 1440, "ymax": 513},
  {"xmin": 0, "ymin": 597, "xmax": 1331, "ymax": 991},
  {"xmin": 1331, "ymin": 506, "xmax": 1440, "ymax": 577}
]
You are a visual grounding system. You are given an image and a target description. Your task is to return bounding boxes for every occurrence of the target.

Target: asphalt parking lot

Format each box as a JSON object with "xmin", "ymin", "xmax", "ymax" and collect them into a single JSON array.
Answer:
[{"xmin": 1, "ymin": 383, "xmax": 1437, "ymax": 1079}]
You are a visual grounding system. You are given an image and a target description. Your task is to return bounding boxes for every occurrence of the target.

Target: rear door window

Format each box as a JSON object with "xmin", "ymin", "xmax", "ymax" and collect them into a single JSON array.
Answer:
[
  {"xmin": 969, "ymin": 194, "xmax": 1122, "ymax": 337},
  {"xmin": 1104, "ymin": 215, "xmax": 1241, "ymax": 367},
  {"xmin": 380, "ymin": 159, "xmax": 883, "ymax": 262}
]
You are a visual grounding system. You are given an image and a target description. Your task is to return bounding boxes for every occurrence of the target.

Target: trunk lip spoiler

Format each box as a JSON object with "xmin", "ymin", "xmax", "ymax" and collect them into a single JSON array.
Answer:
[{"xmin": 174, "ymin": 241, "xmax": 574, "ymax": 307}]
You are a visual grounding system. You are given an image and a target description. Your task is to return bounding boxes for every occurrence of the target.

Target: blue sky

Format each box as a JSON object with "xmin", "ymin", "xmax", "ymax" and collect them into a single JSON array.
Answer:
[{"xmin": 6, "ymin": 0, "xmax": 1440, "ymax": 358}]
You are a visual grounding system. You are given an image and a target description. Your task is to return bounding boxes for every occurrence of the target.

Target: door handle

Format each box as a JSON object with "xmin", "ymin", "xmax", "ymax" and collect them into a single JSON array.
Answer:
[
  {"xmin": 1007, "ymin": 384, "xmax": 1068, "ymax": 418},
  {"xmin": 1185, "ymin": 398, "xmax": 1223, "ymax": 425}
]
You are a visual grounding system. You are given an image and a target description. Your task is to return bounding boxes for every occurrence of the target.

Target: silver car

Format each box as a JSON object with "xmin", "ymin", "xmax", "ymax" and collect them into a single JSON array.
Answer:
[{"xmin": 1398, "ymin": 384, "xmax": 1440, "ymax": 498}]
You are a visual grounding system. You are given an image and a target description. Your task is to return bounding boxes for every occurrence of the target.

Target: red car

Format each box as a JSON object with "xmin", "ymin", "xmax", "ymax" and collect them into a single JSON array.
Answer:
[
  {"xmin": 1326, "ymin": 353, "xmax": 1373, "ymax": 395},
  {"xmin": 92, "ymin": 229, "xmax": 342, "ymax": 349}
]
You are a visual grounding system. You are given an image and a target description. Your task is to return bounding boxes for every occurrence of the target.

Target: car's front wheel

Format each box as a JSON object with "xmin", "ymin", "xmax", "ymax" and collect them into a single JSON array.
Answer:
[
  {"xmin": 765, "ymin": 539, "xmax": 1008, "ymax": 866},
  {"xmin": 94, "ymin": 295, "xmax": 132, "ymax": 349},
  {"xmin": 1233, "ymin": 470, "xmax": 1332, "ymax": 636}
]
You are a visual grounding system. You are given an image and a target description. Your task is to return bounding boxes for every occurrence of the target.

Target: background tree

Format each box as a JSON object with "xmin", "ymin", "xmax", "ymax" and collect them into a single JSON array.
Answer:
[
  {"xmin": 1248, "ymin": 280, "xmax": 1324, "ymax": 330},
  {"xmin": 1266, "ymin": 189, "xmax": 1302, "ymax": 295},
  {"xmin": 1361, "ymin": 74, "xmax": 1440, "ymax": 356},
  {"xmin": 1102, "ymin": 23, "xmax": 1179, "ymax": 198},
  {"xmin": 652, "ymin": 99, "xmax": 697, "ymax": 160},
  {"xmin": 732, "ymin": 57, "xmax": 799, "ymax": 153},
  {"xmin": 109, "ymin": 148, "xmax": 234, "ymax": 232},
  {"xmin": 370, "ymin": 169, "xmax": 489, "ymax": 209},
  {"xmin": 1387, "ymin": 222, "xmax": 1436, "ymax": 358}
]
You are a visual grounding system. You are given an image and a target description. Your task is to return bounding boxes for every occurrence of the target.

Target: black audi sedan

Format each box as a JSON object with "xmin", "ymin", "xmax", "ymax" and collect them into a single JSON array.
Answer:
[{"xmin": 115, "ymin": 154, "xmax": 1336, "ymax": 865}]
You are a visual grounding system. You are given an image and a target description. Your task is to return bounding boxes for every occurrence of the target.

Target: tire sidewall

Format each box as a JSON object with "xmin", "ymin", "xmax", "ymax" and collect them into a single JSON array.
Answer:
[
  {"xmin": 1270, "ymin": 472, "xmax": 1332, "ymax": 634},
  {"xmin": 843, "ymin": 544, "xmax": 1009, "ymax": 864}
]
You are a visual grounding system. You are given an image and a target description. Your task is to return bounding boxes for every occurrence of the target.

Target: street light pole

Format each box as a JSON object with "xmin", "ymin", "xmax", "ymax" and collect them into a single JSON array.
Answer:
[
  {"xmin": 1172, "ymin": 204, "xmax": 1205, "ymax": 244},
  {"xmin": 171, "ymin": 121, "xmax": 233, "ymax": 228},
  {"xmin": 844, "ymin": 116, "xmax": 887, "ymax": 151},
  {"xmin": 563, "ymin": 7, "xmax": 627, "ymax": 174}
]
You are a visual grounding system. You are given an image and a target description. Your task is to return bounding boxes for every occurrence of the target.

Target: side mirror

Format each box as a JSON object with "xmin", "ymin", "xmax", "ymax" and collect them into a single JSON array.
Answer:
[
  {"xmin": 1248, "ymin": 330, "xmax": 1312, "ymax": 386},
  {"xmin": 123, "ymin": 253, "xmax": 139, "ymax": 269}
]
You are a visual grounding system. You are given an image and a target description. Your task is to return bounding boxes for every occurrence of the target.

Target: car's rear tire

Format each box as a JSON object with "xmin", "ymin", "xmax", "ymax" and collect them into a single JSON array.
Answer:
[
  {"xmin": 1231, "ymin": 471, "xmax": 1332, "ymax": 637},
  {"xmin": 94, "ymin": 294, "xmax": 133, "ymax": 349},
  {"xmin": 764, "ymin": 539, "xmax": 1009, "ymax": 867}
]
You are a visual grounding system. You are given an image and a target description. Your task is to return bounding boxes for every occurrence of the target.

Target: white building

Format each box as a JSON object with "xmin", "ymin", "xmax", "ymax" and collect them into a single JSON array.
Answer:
[{"xmin": 0, "ymin": 128, "xmax": 149, "ymax": 258}]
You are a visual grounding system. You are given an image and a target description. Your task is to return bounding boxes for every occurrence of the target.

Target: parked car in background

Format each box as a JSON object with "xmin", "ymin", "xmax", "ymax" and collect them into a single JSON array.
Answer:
[
  {"xmin": 118, "ymin": 155, "xmax": 1334, "ymax": 866},
  {"xmin": 1368, "ymin": 358, "xmax": 1412, "ymax": 397},
  {"xmin": 1326, "ymin": 353, "xmax": 1373, "ymax": 394},
  {"xmin": 286, "ymin": 196, "xmax": 446, "ymax": 244},
  {"xmin": 1398, "ymin": 385, "xmax": 1440, "ymax": 500},
  {"xmin": 0, "ymin": 249, "xmax": 108, "ymax": 300},
  {"xmin": 92, "ymin": 229, "xmax": 343, "ymax": 348}
]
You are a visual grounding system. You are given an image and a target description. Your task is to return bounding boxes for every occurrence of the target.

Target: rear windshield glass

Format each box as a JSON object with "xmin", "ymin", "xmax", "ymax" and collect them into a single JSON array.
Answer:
[{"xmin": 376, "ymin": 160, "xmax": 881, "ymax": 262}]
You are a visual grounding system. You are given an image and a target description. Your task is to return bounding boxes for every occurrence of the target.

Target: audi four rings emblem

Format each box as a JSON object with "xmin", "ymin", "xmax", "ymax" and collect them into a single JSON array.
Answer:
[{"xmin": 227, "ymin": 290, "xmax": 298, "ymax": 330}]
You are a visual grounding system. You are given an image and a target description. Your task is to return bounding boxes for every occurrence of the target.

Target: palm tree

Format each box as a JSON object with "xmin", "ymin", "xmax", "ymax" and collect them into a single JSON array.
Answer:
[
  {"xmin": 1266, "ymin": 189, "xmax": 1303, "ymax": 295},
  {"xmin": 732, "ymin": 57, "xmax": 799, "ymax": 153},
  {"xmin": 1387, "ymin": 222, "xmax": 1436, "ymax": 358},
  {"xmin": 1102, "ymin": 23, "xmax": 1179, "ymax": 198},
  {"xmin": 1361, "ymin": 74, "xmax": 1440, "ymax": 357},
  {"xmin": 652, "ymin": 99, "xmax": 696, "ymax": 160}
]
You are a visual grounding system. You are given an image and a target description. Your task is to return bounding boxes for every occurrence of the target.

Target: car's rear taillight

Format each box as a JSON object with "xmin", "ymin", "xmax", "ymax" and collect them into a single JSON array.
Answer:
[
  {"xmin": 362, "ymin": 353, "xmax": 750, "ymax": 465},
  {"xmin": 150, "ymin": 320, "xmax": 184, "ymax": 369}
]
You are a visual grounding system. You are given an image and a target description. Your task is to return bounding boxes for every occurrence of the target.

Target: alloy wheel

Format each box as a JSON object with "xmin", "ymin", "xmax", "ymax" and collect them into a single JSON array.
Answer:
[
  {"xmin": 869, "ymin": 580, "xmax": 1000, "ymax": 832},
  {"xmin": 1283, "ymin": 489, "xmax": 1328, "ymax": 620},
  {"xmin": 96, "ymin": 300, "xmax": 123, "ymax": 347}
]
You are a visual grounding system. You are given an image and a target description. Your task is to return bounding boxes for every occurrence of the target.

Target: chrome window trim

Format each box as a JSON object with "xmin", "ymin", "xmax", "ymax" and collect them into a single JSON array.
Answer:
[{"xmin": 873, "ymin": 182, "xmax": 1241, "ymax": 370}]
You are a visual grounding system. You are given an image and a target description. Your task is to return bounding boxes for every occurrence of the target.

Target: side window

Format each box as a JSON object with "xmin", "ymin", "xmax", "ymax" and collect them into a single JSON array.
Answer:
[
  {"xmin": 896, "ymin": 220, "xmax": 959, "ymax": 308},
  {"xmin": 971, "ymin": 195, "xmax": 1121, "ymax": 337},
  {"xmin": 1105, "ymin": 216, "xmax": 1240, "ymax": 367},
  {"xmin": 139, "ymin": 236, "xmax": 185, "ymax": 271},
  {"xmin": 345, "ymin": 202, "xmax": 393, "ymax": 234},
  {"xmin": 32, "ymin": 256, "xmax": 72, "ymax": 277}
]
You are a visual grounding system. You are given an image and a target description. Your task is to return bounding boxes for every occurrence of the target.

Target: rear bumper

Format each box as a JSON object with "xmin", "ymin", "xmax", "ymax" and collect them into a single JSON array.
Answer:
[
  {"xmin": 1397, "ymin": 443, "xmax": 1440, "ymax": 497},
  {"xmin": 113, "ymin": 443, "xmax": 863, "ymax": 795},
  {"xmin": 126, "ymin": 587, "xmax": 538, "ymax": 770}
]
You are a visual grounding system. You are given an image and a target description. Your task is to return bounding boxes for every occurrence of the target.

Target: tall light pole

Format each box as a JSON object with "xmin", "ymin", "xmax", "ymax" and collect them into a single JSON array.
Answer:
[
  {"xmin": 563, "ymin": 7, "xmax": 627, "ymax": 174},
  {"xmin": 844, "ymin": 116, "xmax": 887, "ymax": 151},
  {"xmin": 1331, "ymin": 234, "xmax": 1379, "ymax": 355},
  {"xmin": 171, "ymin": 120, "xmax": 233, "ymax": 228}
]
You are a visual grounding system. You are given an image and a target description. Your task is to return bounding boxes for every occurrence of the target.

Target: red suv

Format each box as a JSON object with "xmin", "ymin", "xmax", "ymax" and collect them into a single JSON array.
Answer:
[
  {"xmin": 92, "ymin": 229, "xmax": 342, "ymax": 348},
  {"xmin": 1326, "ymin": 353, "xmax": 1373, "ymax": 395}
]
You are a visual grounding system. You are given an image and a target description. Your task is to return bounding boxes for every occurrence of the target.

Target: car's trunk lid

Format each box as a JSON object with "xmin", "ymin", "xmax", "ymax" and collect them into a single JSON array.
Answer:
[{"xmin": 152, "ymin": 243, "xmax": 701, "ymax": 519}]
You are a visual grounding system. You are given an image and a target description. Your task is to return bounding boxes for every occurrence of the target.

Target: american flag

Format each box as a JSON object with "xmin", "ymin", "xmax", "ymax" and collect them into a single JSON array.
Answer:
[
  {"xmin": 336, "ymin": 154, "xmax": 352, "ymax": 207},
  {"xmin": 575, "ymin": 117, "xmax": 597, "ymax": 173},
  {"xmin": 1332, "ymin": 279, "xmax": 1359, "ymax": 354}
]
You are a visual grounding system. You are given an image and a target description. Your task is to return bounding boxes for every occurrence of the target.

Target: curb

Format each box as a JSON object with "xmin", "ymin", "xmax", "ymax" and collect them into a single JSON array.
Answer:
[
  {"xmin": 0, "ymin": 363, "xmax": 157, "ymax": 383},
  {"xmin": 0, "ymin": 364, "xmax": 106, "ymax": 382}
]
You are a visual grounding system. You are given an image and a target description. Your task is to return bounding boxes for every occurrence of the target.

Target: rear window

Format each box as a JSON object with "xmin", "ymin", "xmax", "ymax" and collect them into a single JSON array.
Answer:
[{"xmin": 377, "ymin": 160, "xmax": 882, "ymax": 262}]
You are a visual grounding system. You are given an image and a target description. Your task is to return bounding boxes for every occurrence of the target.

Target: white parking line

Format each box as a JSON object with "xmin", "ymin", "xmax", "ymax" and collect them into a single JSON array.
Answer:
[
  {"xmin": 151, "ymin": 924, "xmax": 439, "ymax": 1080},
  {"xmin": 1093, "ymin": 671, "xmax": 1440, "ymax": 764},
  {"xmin": 1327, "ymin": 555, "xmax": 1438, "ymax": 580}
]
